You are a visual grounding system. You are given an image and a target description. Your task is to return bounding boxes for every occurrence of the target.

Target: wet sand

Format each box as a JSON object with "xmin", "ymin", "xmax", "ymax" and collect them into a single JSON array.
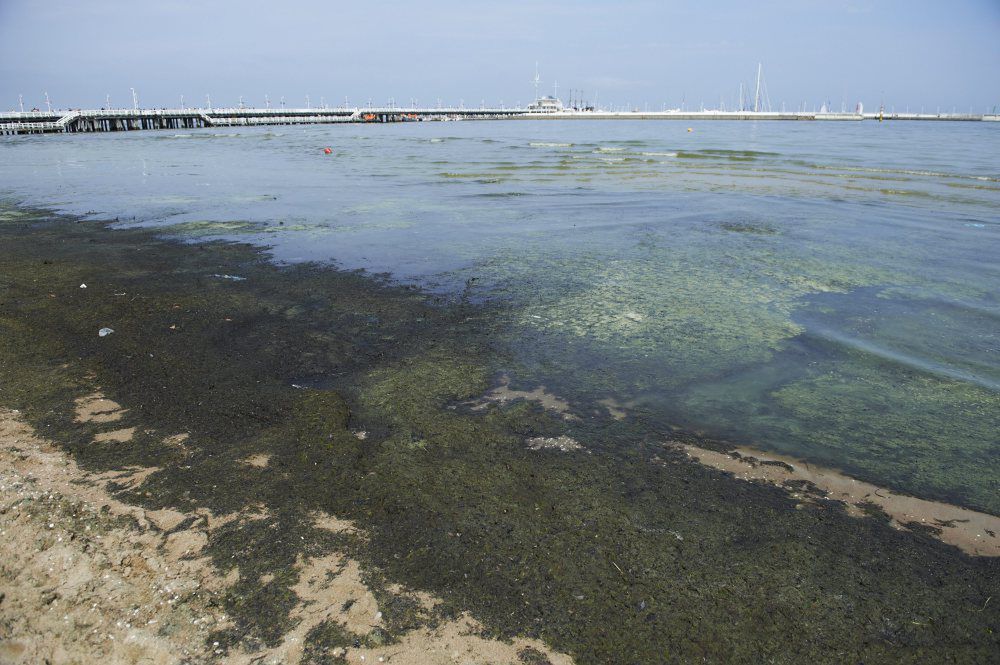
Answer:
[
  {"xmin": 465, "ymin": 374, "xmax": 580, "ymax": 420},
  {"xmin": 675, "ymin": 443, "xmax": 1000, "ymax": 557}
]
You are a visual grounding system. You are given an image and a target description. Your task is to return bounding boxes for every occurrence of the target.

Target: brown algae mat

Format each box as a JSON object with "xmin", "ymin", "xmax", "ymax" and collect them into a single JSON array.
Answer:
[{"xmin": 0, "ymin": 204, "xmax": 997, "ymax": 663}]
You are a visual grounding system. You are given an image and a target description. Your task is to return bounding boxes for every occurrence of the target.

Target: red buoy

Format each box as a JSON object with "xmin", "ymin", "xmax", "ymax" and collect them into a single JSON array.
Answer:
[{"xmin": 323, "ymin": 147, "xmax": 332, "ymax": 154}]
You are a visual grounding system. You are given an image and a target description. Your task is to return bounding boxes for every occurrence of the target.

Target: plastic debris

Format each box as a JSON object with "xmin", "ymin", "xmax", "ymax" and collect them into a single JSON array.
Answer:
[
  {"xmin": 210, "ymin": 274, "xmax": 246, "ymax": 281},
  {"xmin": 98, "ymin": 328, "xmax": 114, "ymax": 337},
  {"xmin": 79, "ymin": 283, "xmax": 87, "ymax": 289}
]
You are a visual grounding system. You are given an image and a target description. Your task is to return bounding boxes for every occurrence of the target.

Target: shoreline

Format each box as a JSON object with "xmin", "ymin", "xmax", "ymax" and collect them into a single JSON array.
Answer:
[
  {"xmin": 464, "ymin": 374, "xmax": 1000, "ymax": 555},
  {"xmin": 676, "ymin": 443, "xmax": 1000, "ymax": 557},
  {"xmin": 1, "ymin": 203, "xmax": 997, "ymax": 663}
]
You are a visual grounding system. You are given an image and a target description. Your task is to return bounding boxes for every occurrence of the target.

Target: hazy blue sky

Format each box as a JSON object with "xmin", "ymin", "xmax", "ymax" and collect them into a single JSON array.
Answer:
[{"xmin": 1, "ymin": 0, "xmax": 997, "ymax": 112}]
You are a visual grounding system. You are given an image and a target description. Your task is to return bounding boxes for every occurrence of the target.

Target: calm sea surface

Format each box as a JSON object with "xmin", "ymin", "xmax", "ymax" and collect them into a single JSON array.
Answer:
[{"xmin": 2, "ymin": 120, "xmax": 998, "ymax": 512}]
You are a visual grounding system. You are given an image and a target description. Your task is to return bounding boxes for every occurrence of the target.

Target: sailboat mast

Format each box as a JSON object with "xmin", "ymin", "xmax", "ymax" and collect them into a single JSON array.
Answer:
[{"xmin": 754, "ymin": 63, "xmax": 762, "ymax": 113}]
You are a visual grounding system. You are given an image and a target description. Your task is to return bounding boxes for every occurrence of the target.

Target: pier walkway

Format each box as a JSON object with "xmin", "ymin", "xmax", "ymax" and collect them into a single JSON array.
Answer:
[
  {"xmin": 0, "ymin": 107, "xmax": 527, "ymax": 135},
  {"xmin": 1, "ymin": 107, "xmax": 996, "ymax": 135}
]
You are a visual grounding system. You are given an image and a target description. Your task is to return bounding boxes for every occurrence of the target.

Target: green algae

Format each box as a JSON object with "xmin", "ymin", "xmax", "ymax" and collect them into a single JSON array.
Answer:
[
  {"xmin": 679, "ymin": 334, "xmax": 1000, "ymax": 515},
  {"xmin": 415, "ymin": 138, "xmax": 1000, "ymax": 214},
  {"xmin": 465, "ymin": 230, "xmax": 897, "ymax": 390},
  {"xmin": 154, "ymin": 219, "xmax": 269, "ymax": 235},
  {"xmin": 0, "ymin": 204, "xmax": 998, "ymax": 663},
  {"xmin": 302, "ymin": 620, "xmax": 363, "ymax": 662},
  {"xmin": 719, "ymin": 221, "xmax": 778, "ymax": 235},
  {"xmin": 515, "ymin": 254, "xmax": 802, "ymax": 369},
  {"xmin": 771, "ymin": 362, "xmax": 1000, "ymax": 514},
  {"xmin": 156, "ymin": 219, "xmax": 322, "ymax": 238},
  {"xmin": 431, "ymin": 186, "xmax": 997, "ymax": 522},
  {"xmin": 0, "ymin": 209, "xmax": 29, "ymax": 221}
]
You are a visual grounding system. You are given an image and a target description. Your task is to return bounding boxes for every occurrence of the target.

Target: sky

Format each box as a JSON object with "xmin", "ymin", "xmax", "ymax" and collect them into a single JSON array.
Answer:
[{"xmin": 1, "ymin": 0, "xmax": 998, "ymax": 113}]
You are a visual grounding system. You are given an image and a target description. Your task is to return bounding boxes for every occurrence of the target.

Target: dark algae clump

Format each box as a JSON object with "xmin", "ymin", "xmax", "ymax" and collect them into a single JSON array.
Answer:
[{"xmin": 0, "ymin": 203, "xmax": 997, "ymax": 663}]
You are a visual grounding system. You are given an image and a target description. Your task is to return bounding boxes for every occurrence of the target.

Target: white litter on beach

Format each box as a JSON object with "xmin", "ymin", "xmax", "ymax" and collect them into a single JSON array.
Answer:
[{"xmin": 526, "ymin": 436, "xmax": 584, "ymax": 452}]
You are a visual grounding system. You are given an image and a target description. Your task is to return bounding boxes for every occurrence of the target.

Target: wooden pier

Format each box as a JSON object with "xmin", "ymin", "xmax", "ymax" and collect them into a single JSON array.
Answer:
[
  {"xmin": 0, "ymin": 107, "xmax": 529, "ymax": 135},
  {"xmin": 2, "ymin": 107, "xmax": 997, "ymax": 136}
]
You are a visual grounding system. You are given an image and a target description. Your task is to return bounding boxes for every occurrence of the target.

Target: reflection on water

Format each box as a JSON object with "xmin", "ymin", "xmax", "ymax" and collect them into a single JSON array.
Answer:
[{"xmin": 2, "ymin": 120, "xmax": 998, "ymax": 513}]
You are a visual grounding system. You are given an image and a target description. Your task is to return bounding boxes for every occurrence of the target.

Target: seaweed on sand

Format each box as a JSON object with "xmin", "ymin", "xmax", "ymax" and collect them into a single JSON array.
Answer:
[{"xmin": 0, "ymin": 204, "xmax": 997, "ymax": 663}]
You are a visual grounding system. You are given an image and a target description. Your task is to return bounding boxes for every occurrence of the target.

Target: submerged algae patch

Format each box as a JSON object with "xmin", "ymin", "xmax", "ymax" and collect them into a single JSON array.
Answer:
[
  {"xmin": 719, "ymin": 220, "xmax": 778, "ymax": 235},
  {"xmin": 0, "ymin": 205, "xmax": 998, "ymax": 664},
  {"xmin": 439, "ymin": 194, "xmax": 997, "ymax": 520},
  {"xmin": 457, "ymin": 205, "xmax": 914, "ymax": 390},
  {"xmin": 675, "ymin": 287, "xmax": 1000, "ymax": 516},
  {"xmin": 770, "ymin": 361, "xmax": 1000, "ymax": 515},
  {"xmin": 150, "ymin": 219, "xmax": 270, "ymax": 236}
]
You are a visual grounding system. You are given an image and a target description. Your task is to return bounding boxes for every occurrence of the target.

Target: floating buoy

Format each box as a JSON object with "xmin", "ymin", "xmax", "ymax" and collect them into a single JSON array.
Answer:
[
  {"xmin": 687, "ymin": 128, "xmax": 693, "ymax": 132},
  {"xmin": 323, "ymin": 147, "xmax": 332, "ymax": 154}
]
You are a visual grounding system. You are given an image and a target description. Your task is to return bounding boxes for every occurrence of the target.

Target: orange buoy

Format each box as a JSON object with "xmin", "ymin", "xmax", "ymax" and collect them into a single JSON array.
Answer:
[{"xmin": 323, "ymin": 147, "xmax": 332, "ymax": 154}]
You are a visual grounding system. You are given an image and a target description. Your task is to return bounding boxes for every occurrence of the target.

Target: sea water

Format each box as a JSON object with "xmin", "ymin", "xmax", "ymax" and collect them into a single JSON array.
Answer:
[{"xmin": 2, "ymin": 119, "xmax": 998, "ymax": 513}]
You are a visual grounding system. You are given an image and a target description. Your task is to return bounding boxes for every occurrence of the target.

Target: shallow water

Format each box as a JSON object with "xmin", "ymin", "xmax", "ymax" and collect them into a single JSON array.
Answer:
[{"xmin": 2, "ymin": 119, "xmax": 998, "ymax": 513}]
